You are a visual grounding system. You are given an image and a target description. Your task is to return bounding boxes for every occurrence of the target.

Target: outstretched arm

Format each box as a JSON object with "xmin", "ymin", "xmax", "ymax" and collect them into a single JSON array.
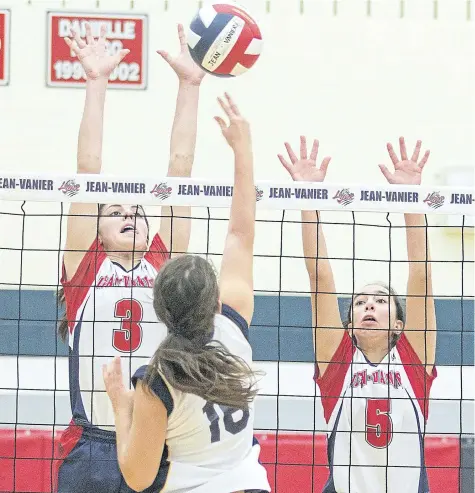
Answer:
[
  {"xmin": 217, "ymin": 94, "xmax": 255, "ymax": 325},
  {"xmin": 157, "ymin": 24, "xmax": 205, "ymax": 257},
  {"xmin": 63, "ymin": 24, "xmax": 129, "ymax": 280},
  {"xmin": 279, "ymin": 137, "xmax": 343, "ymax": 376},
  {"xmin": 379, "ymin": 137, "xmax": 436, "ymax": 374}
]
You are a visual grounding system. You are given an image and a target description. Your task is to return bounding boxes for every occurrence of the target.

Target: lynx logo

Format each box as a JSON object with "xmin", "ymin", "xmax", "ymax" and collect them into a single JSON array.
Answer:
[
  {"xmin": 333, "ymin": 188, "xmax": 354, "ymax": 206},
  {"xmin": 150, "ymin": 182, "xmax": 173, "ymax": 200},
  {"xmin": 423, "ymin": 192, "xmax": 444, "ymax": 210},
  {"xmin": 150, "ymin": 183, "xmax": 172, "ymax": 200},
  {"xmin": 58, "ymin": 180, "xmax": 80, "ymax": 197},
  {"xmin": 255, "ymin": 186, "xmax": 263, "ymax": 202}
]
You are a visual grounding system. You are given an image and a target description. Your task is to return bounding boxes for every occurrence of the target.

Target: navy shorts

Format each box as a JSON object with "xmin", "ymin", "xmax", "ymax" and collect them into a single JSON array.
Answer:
[
  {"xmin": 54, "ymin": 420, "xmax": 165, "ymax": 493},
  {"xmin": 55, "ymin": 420, "xmax": 269, "ymax": 493}
]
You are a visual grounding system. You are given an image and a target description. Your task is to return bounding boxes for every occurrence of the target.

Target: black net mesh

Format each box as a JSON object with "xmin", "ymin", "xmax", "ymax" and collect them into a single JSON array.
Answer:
[{"xmin": 0, "ymin": 201, "xmax": 472, "ymax": 493}]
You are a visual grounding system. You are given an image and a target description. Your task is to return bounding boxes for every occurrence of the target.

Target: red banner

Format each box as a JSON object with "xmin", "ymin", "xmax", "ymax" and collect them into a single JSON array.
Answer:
[
  {"xmin": 0, "ymin": 9, "xmax": 10, "ymax": 85},
  {"xmin": 0, "ymin": 430, "xmax": 464, "ymax": 493},
  {"xmin": 46, "ymin": 12, "xmax": 148, "ymax": 89}
]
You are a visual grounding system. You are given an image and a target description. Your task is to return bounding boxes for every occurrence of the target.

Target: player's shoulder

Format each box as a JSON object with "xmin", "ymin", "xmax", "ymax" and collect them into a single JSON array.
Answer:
[
  {"xmin": 215, "ymin": 304, "xmax": 250, "ymax": 340},
  {"xmin": 213, "ymin": 304, "xmax": 252, "ymax": 361}
]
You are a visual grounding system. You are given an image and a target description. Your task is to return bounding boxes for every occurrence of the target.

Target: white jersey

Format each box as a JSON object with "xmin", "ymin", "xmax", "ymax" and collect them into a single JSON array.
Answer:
[
  {"xmin": 315, "ymin": 332, "xmax": 437, "ymax": 493},
  {"xmin": 61, "ymin": 234, "xmax": 169, "ymax": 430},
  {"xmin": 132, "ymin": 304, "xmax": 271, "ymax": 493}
]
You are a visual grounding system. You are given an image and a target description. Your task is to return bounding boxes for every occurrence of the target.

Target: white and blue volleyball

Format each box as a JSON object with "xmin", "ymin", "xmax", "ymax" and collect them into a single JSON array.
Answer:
[{"xmin": 187, "ymin": 2, "xmax": 263, "ymax": 77}]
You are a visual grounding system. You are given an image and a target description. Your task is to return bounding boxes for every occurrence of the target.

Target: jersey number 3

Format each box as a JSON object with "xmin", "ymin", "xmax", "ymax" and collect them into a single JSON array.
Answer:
[
  {"xmin": 203, "ymin": 402, "xmax": 250, "ymax": 443},
  {"xmin": 365, "ymin": 398, "xmax": 393, "ymax": 448},
  {"xmin": 113, "ymin": 299, "xmax": 143, "ymax": 353}
]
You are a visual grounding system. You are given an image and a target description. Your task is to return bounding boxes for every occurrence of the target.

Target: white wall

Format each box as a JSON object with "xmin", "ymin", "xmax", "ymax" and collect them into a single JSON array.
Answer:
[
  {"xmin": 0, "ymin": 357, "xmax": 473, "ymax": 434},
  {"xmin": 0, "ymin": 0, "xmax": 473, "ymax": 296}
]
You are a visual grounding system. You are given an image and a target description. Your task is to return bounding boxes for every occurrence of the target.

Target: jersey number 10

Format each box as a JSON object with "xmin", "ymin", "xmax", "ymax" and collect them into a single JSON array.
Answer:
[{"xmin": 203, "ymin": 402, "xmax": 250, "ymax": 443}]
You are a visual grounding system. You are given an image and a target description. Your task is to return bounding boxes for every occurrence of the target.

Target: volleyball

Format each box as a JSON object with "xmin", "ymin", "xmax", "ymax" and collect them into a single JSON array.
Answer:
[{"xmin": 187, "ymin": 2, "xmax": 263, "ymax": 77}]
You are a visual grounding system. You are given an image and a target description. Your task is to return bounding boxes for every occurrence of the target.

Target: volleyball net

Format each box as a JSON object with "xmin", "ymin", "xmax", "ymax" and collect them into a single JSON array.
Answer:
[{"xmin": 0, "ymin": 173, "xmax": 473, "ymax": 493}]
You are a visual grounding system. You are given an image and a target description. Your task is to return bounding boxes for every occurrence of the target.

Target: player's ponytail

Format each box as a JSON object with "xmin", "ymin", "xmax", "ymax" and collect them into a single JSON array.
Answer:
[
  {"xmin": 148, "ymin": 333, "xmax": 259, "ymax": 410},
  {"xmin": 57, "ymin": 287, "xmax": 69, "ymax": 342},
  {"xmin": 147, "ymin": 255, "xmax": 259, "ymax": 410}
]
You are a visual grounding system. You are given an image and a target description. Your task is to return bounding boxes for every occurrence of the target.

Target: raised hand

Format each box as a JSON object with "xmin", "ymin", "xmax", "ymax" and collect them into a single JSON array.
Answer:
[
  {"xmin": 215, "ymin": 93, "xmax": 251, "ymax": 150},
  {"xmin": 64, "ymin": 23, "xmax": 129, "ymax": 81},
  {"xmin": 157, "ymin": 24, "xmax": 205, "ymax": 86},
  {"xmin": 278, "ymin": 136, "xmax": 331, "ymax": 182},
  {"xmin": 379, "ymin": 137, "xmax": 430, "ymax": 185}
]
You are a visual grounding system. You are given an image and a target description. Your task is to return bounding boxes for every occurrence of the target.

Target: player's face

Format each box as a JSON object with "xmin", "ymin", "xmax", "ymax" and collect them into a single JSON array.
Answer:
[
  {"xmin": 98, "ymin": 204, "xmax": 149, "ymax": 253},
  {"xmin": 350, "ymin": 284, "xmax": 403, "ymax": 347}
]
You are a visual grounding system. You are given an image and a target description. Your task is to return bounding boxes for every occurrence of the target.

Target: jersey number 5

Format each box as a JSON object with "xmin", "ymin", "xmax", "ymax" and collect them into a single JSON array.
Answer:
[
  {"xmin": 203, "ymin": 402, "xmax": 250, "ymax": 443},
  {"xmin": 113, "ymin": 299, "xmax": 143, "ymax": 353},
  {"xmin": 365, "ymin": 398, "xmax": 393, "ymax": 448}
]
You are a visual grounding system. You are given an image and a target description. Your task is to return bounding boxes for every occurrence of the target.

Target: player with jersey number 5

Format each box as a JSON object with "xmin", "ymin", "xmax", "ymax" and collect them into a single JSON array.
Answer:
[
  {"xmin": 103, "ymin": 93, "xmax": 271, "ymax": 493},
  {"xmin": 54, "ymin": 22, "xmax": 208, "ymax": 493},
  {"xmin": 278, "ymin": 136, "xmax": 437, "ymax": 493}
]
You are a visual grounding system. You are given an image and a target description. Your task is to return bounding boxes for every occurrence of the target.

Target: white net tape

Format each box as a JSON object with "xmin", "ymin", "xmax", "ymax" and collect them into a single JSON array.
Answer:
[{"xmin": 0, "ymin": 172, "xmax": 473, "ymax": 215}]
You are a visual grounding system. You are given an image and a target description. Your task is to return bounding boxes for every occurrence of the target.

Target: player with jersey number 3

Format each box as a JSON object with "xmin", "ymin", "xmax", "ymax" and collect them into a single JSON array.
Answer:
[
  {"xmin": 103, "ymin": 93, "xmax": 271, "ymax": 493},
  {"xmin": 55, "ymin": 22, "xmax": 211, "ymax": 493},
  {"xmin": 279, "ymin": 136, "xmax": 437, "ymax": 493}
]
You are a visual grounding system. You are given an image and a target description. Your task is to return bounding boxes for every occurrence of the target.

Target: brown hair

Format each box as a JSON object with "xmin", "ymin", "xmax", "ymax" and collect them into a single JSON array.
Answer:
[
  {"xmin": 146, "ymin": 255, "xmax": 259, "ymax": 410},
  {"xmin": 57, "ymin": 289, "xmax": 68, "ymax": 342},
  {"xmin": 344, "ymin": 282, "xmax": 406, "ymax": 349},
  {"xmin": 56, "ymin": 204, "xmax": 150, "ymax": 341}
]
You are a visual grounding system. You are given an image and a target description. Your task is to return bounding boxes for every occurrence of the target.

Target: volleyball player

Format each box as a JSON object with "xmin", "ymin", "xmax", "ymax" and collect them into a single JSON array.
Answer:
[
  {"xmin": 103, "ymin": 93, "xmax": 271, "ymax": 493},
  {"xmin": 279, "ymin": 136, "xmax": 437, "ymax": 493},
  {"xmin": 54, "ymin": 23, "xmax": 206, "ymax": 492}
]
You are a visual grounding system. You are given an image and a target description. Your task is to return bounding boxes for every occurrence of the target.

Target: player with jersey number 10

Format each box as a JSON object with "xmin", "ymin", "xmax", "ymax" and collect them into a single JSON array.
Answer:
[
  {"xmin": 54, "ymin": 21, "xmax": 210, "ymax": 493},
  {"xmin": 279, "ymin": 135, "xmax": 437, "ymax": 493},
  {"xmin": 187, "ymin": 2, "xmax": 263, "ymax": 77},
  {"xmin": 103, "ymin": 93, "xmax": 271, "ymax": 493}
]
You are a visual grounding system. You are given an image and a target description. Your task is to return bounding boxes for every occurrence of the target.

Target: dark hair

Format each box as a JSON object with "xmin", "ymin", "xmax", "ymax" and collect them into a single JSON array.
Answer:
[
  {"xmin": 146, "ymin": 255, "xmax": 259, "ymax": 410},
  {"xmin": 57, "ymin": 289, "xmax": 68, "ymax": 342},
  {"xmin": 56, "ymin": 204, "xmax": 150, "ymax": 341},
  {"xmin": 344, "ymin": 282, "xmax": 406, "ymax": 349}
]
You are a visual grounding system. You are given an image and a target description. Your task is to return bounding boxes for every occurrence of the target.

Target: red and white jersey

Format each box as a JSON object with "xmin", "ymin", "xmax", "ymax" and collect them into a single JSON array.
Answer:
[
  {"xmin": 61, "ymin": 234, "xmax": 169, "ymax": 431},
  {"xmin": 315, "ymin": 332, "xmax": 437, "ymax": 493}
]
